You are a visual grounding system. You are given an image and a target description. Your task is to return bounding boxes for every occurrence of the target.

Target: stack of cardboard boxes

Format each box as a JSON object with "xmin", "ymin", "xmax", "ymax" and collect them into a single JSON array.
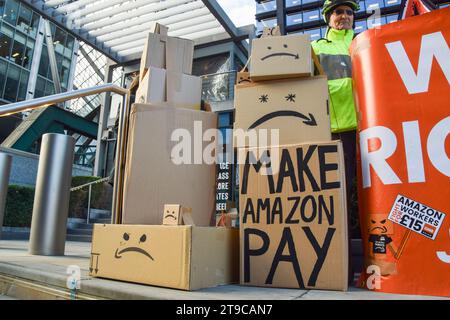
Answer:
[
  {"xmin": 89, "ymin": 24, "xmax": 239, "ymax": 291},
  {"xmin": 235, "ymin": 33, "xmax": 349, "ymax": 291}
]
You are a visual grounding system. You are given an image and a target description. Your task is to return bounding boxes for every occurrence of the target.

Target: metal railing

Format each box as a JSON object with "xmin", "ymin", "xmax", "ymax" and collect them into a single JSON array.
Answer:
[
  {"xmin": 0, "ymin": 83, "xmax": 130, "ymax": 225},
  {"xmin": 70, "ymin": 177, "xmax": 110, "ymax": 225}
]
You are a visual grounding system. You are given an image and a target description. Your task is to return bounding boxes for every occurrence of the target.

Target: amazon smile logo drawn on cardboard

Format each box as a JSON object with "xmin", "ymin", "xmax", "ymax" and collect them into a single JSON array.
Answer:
[{"xmin": 239, "ymin": 141, "xmax": 349, "ymax": 290}]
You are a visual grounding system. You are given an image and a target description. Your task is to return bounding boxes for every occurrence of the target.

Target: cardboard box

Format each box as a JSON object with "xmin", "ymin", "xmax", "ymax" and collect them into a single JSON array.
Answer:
[
  {"xmin": 162, "ymin": 204, "xmax": 193, "ymax": 226},
  {"xmin": 234, "ymin": 76, "xmax": 331, "ymax": 147},
  {"xmin": 90, "ymin": 224, "xmax": 239, "ymax": 290},
  {"xmin": 236, "ymin": 71, "xmax": 252, "ymax": 85},
  {"xmin": 166, "ymin": 37, "xmax": 194, "ymax": 74},
  {"xmin": 239, "ymin": 141, "xmax": 348, "ymax": 290},
  {"xmin": 166, "ymin": 71, "xmax": 202, "ymax": 110},
  {"xmin": 140, "ymin": 33, "xmax": 167, "ymax": 82},
  {"xmin": 135, "ymin": 67, "xmax": 166, "ymax": 104},
  {"xmin": 122, "ymin": 103, "xmax": 217, "ymax": 226},
  {"xmin": 250, "ymin": 34, "xmax": 313, "ymax": 81}
]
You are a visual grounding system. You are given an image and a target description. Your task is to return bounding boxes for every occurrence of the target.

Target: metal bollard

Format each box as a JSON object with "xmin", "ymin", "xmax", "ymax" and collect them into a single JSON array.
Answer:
[
  {"xmin": 0, "ymin": 153, "xmax": 12, "ymax": 239},
  {"xmin": 29, "ymin": 133, "xmax": 75, "ymax": 256}
]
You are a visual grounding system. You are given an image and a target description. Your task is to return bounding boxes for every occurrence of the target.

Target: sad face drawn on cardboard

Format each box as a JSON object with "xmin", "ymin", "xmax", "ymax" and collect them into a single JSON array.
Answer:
[
  {"xmin": 258, "ymin": 43, "xmax": 300, "ymax": 62},
  {"xmin": 114, "ymin": 232, "xmax": 154, "ymax": 261},
  {"xmin": 237, "ymin": 72, "xmax": 251, "ymax": 84},
  {"xmin": 368, "ymin": 214, "xmax": 394, "ymax": 235},
  {"xmin": 248, "ymin": 92, "xmax": 317, "ymax": 129}
]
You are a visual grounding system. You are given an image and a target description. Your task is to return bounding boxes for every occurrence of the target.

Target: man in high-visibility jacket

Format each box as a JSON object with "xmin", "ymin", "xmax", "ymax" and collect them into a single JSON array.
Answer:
[{"xmin": 311, "ymin": 0, "xmax": 360, "ymax": 285}]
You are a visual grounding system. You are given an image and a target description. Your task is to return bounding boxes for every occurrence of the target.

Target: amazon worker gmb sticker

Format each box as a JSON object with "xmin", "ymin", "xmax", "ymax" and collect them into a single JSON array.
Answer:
[{"xmin": 388, "ymin": 194, "xmax": 446, "ymax": 240}]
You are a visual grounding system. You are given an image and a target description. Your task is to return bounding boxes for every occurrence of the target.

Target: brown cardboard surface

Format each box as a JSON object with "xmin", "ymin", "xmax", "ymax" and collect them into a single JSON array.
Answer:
[
  {"xmin": 166, "ymin": 37, "xmax": 194, "ymax": 74},
  {"xmin": 234, "ymin": 76, "xmax": 331, "ymax": 147},
  {"xmin": 90, "ymin": 224, "xmax": 239, "ymax": 290},
  {"xmin": 166, "ymin": 71, "xmax": 202, "ymax": 110},
  {"xmin": 236, "ymin": 71, "xmax": 252, "ymax": 85},
  {"xmin": 135, "ymin": 67, "xmax": 166, "ymax": 104},
  {"xmin": 262, "ymin": 26, "xmax": 282, "ymax": 37},
  {"xmin": 162, "ymin": 204, "xmax": 193, "ymax": 226},
  {"xmin": 122, "ymin": 103, "xmax": 217, "ymax": 226},
  {"xmin": 250, "ymin": 34, "xmax": 313, "ymax": 81},
  {"xmin": 239, "ymin": 141, "xmax": 348, "ymax": 290},
  {"xmin": 140, "ymin": 33, "xmax": 167, "ymax": 82}
]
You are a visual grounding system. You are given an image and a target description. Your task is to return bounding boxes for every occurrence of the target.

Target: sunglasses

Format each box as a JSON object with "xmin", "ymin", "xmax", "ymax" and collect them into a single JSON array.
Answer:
[{"xmin": 333, "ymin": 8, "xmax": 354, "ymax": 16}]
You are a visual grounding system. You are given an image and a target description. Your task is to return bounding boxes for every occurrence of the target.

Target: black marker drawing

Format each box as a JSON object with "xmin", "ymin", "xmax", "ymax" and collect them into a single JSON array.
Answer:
[
  {"xmin": 114, "ymin": 246, "xmax": 154, "ymax": 261},
  {"xmin": 248, "ymin": 110, "xmax": 317, "ymax": 129},
  {"xmin": 261, "ymin": 52, "xmax": 299, "ymax": 61},
  {"xmin": 259, "ymin": 94, "xmax": 269, "ymax": 103},
  {"xmin": 90, "ymin": 253, "xmax": 100, "ymax": 274},
  {"xmin": 285, "ymin": 94, "xmax": 296, "ymax": 102},
  {"xmin": 238, "ymin": 77, "xmax": 252, "ymax": 84}
]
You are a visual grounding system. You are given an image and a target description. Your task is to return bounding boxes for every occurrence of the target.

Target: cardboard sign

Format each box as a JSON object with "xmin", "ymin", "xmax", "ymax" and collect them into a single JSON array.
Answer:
[
  {"xmin": 140, "ymin": 32, "xmax": 167, "ymax": 82},
  {"xmin": 216, "ymin": 162, "xmax": 232, "ymax": 212},
  {"xmin": 234, "ymin": 76, "xmax": 331, "ymax": 147},
  {"xmin": 162, "ymin": 204, "xmax": 195, "ymax": 226},
  {"xmin": 239, "ymin": 141, "xmax": 348, "ymax": 290},
  {"xmin": 90, "ymin": 224, "xmax": 239, "ymax": 290},
  {"xmin": 250, "ymin": 34, "xmax": 313, "ymax": 81},
  {"xmin": 388, "ymin": 195, "xmax": 446, "ymax": 241},
  {"xmin": 262, "ymin": 26, "xmax": 282, "ymax": 37},
  {"xmin": 351, "ymin": 7, "xmax": 450, "ymax": 297},
  {"xmin": 166, "ymin": 37, "xmax": 194, "ymax": 74},
  {"xmin": 122, "ymin": 104, "xmax": 217, "ymax": 226}
]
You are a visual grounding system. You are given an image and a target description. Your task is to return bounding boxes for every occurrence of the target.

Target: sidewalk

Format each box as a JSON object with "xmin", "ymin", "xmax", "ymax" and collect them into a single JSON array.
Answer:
[{"xmin": 0, "ymin": 240, "xmax": 446, "ymax": 300}]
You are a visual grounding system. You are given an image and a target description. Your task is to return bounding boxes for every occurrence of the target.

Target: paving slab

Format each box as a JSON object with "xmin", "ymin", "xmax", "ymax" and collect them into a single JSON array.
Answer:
[{"xmin": 0, "ymin": 240, "xmax": 447, "ymax": 300}]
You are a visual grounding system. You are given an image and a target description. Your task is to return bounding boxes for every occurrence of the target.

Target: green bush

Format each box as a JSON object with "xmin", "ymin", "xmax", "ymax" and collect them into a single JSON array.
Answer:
[
  {"xmin": 3, "ymin": 185, "xmax": 35, "ymax": 227},
  {"xmin": 69, "ymin": 176, "xmax": 112, "ymax": 219}
]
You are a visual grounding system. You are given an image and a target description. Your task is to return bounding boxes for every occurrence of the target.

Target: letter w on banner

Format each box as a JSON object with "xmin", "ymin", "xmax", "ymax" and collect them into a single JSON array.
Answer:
[{"xmin": 350, "ymin": 7, "xmax": 450, "ymax": 297}]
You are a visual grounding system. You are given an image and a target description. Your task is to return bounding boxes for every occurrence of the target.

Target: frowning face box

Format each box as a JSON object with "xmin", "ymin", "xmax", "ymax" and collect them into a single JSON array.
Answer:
[
  {"xmin": 234, "ymin": 76, "xmax": 331, "ymax": 147},
  {"xmin": 250, "ymin": 34, "xmax": 314, "ymax": 81}
]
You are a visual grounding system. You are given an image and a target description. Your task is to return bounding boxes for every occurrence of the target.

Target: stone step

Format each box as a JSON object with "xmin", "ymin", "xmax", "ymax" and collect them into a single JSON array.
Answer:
[
  {"xmin": 66, "ymin": 228, "xmax": 93, "ymax": 236},
  {"xmin": 66, "ymin": 234, "xmax": 92, "ymax": 242}
]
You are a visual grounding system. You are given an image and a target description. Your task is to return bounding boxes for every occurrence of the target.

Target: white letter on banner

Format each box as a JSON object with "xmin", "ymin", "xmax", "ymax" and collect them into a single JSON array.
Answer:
[
  {"xmin": 360, "ymin": 126, "xmax": 402, "ymax": 188},
  {"xmin": 402, "ymin": 121, "xmax": 425, "ymax": 183},
  {"xmin": 427, "ymin": 116, "xmax": 450, "ymax": 178},
  {"xmin": 385, "ymin": 32, "xmax": 450, "ymax": 94}
]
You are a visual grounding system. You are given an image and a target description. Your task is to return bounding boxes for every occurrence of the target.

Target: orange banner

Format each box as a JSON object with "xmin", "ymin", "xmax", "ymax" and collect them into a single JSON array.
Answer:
[{"xmin": 350, "ymin": 8, "xmax": 450, "ymax": 297}]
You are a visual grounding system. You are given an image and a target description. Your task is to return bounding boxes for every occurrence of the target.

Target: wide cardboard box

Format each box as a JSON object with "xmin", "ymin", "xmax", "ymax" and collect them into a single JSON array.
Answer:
[
  {"xmin": 135, "ymin": 66, "xmax": 166, "ymax": 104},
  {"xmin": 122, "ymin": 103, "xmax": 217, "ymax": 226},
  {"xmin": 234, "ymin": 76, "xmax": 331, "ymax": 147},
  {"xmin": 239, "ymin": 141, "xmax": 348, "ymax": 290},
  {"xmin": 250, "ymin": 34, "xmax": 313, "ymax": 81},
  {"xmin": 90, "ymin": 224, "xmax": 239, "ymax": 290},
  {"xmin": 166, "ymin": 71, "xmax": 202, "ymax": 110}
]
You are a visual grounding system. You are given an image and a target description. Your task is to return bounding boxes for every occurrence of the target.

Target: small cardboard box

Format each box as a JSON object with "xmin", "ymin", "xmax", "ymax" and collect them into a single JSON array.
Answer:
[
  {"xmin": 234, "ymin": 76, "xmax": 331, "ymax": 147},
  {"xmin": 239, "ymin": 140, "xmax": 348, "ymax": 290},
  {"xmin": 166, "ymin": 71, "xmax": 202, "ymax": 110},
  {"xmin": 135, "ymin": 66, "xmax": 166, "ymax": 104},
  {"xmin": 90, "ymin": 224, "xmax": 239, "ymax": 290},
  {"xmin": 140, "ymin": 32, "xmax": 167, "ymax": 82},
  {"xmin": 250, "ymin": 34, "xmax": 313, "ymax": 81},
  {"xmin": 236, "ymin": 71, "xmax": 252, "ymax": 85},
  {"xmin": 162, "ymin": 204, "xmax": 193, "ymax": 226},
  {"xmin": 122, "ymin": 104, "xmax": 217, "ymax": 226},
  {"xmin": 166, "ymin": 37, "xmax": 194, "ymax": 74}
]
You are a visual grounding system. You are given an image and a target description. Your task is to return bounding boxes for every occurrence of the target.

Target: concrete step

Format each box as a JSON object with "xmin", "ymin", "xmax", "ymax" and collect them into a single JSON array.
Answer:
[
  {"xmin": 66, "ymin": 234, "xmax": 92, "ymax": 242},
  {"xmin": 66, "ymin": 228, "xmax": 93, "ymax": 236},
  {"xmin": 88, "ymin": 209, "xmax": 111, "ymax": 220}
]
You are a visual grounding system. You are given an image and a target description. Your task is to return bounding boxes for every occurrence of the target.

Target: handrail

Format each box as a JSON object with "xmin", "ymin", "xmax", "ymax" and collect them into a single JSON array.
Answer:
[
  {"xmin": 0, "ymin": 84, "xmax": 128, "ymax": 117},
  {"xmin": 70, "ymin": 177, "xmax": 110, "ymax": 192},
  {"xmin": 0, "ymin": 83, "xmax": 130, "ymax": 225}
]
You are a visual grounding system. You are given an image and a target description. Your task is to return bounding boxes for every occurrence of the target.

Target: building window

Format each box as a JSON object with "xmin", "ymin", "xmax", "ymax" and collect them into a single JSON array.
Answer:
[
  {"xmin": 386, "ymin": 14, "xmax": 398, "ymax": 24},
  {"xmin": 287, "ymin": 12, "xmax": 303, "ymax": 26},
  {"xmin": 256, "ymin": 17, "xmax": 277, "ymax": 33},
  {"xmin": 38, "ymin": 44, "xmax": 50, "ymax": 78},
  {"xmin": 17, "ymin": 68, "xmax": 28, "ymax": 101},
  {"xmin": 385, "ymin": 0, "xmax": 401, "ymax": 7},
  {"xmin": 3, "ymin": 62, "xmax": 19, "ymax": 101},
  {"xmin": 17, "ymin": 4, "xmax": 32, "ymax": 35},
  {"xmin": 11, "ymin": 30, "xmax": 26, "ymax": 66},
  {"xmin": 22, "ymin": 37, "xmax": 33, "ymax": 69},
  {"xmin": 0, "ymin": 59, "xmax": 7, "ymax": 96},
  {"xmin": 0, "ymin": 28, "xmax": 13, "ymax": 59},
  {"xmin": 3, "ymin": 0, "xmax": 19, "ymax": 26},
  {"xmin": 303, "ymin": 9, "xmax": 321, "ymax": 23},
  {"xmin": 286, "ymin": 0, "xmax": 301, "ymax": 7},
  {"xmin": 256, "ymin": 0, "xmax": 276, "ymax": 14},
  {"xmin": 303, "ymin": 27, "xmax": 321, "ymax": 41},
  {"xmin": 355, "ymin": 19, "xmax": 368, "ymax": 33}
]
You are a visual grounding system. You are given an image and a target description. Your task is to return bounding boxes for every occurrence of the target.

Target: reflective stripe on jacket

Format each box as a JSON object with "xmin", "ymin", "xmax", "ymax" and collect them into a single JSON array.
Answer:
[{"xmin": 311, "ymin": 28, "xmax": 357, "ymax": 133}]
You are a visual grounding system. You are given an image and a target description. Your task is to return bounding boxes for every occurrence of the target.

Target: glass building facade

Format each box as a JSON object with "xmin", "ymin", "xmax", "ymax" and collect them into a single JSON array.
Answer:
[{"xmin": 256, "ymin": 0, "xmax": 450, "ymax": 40}]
